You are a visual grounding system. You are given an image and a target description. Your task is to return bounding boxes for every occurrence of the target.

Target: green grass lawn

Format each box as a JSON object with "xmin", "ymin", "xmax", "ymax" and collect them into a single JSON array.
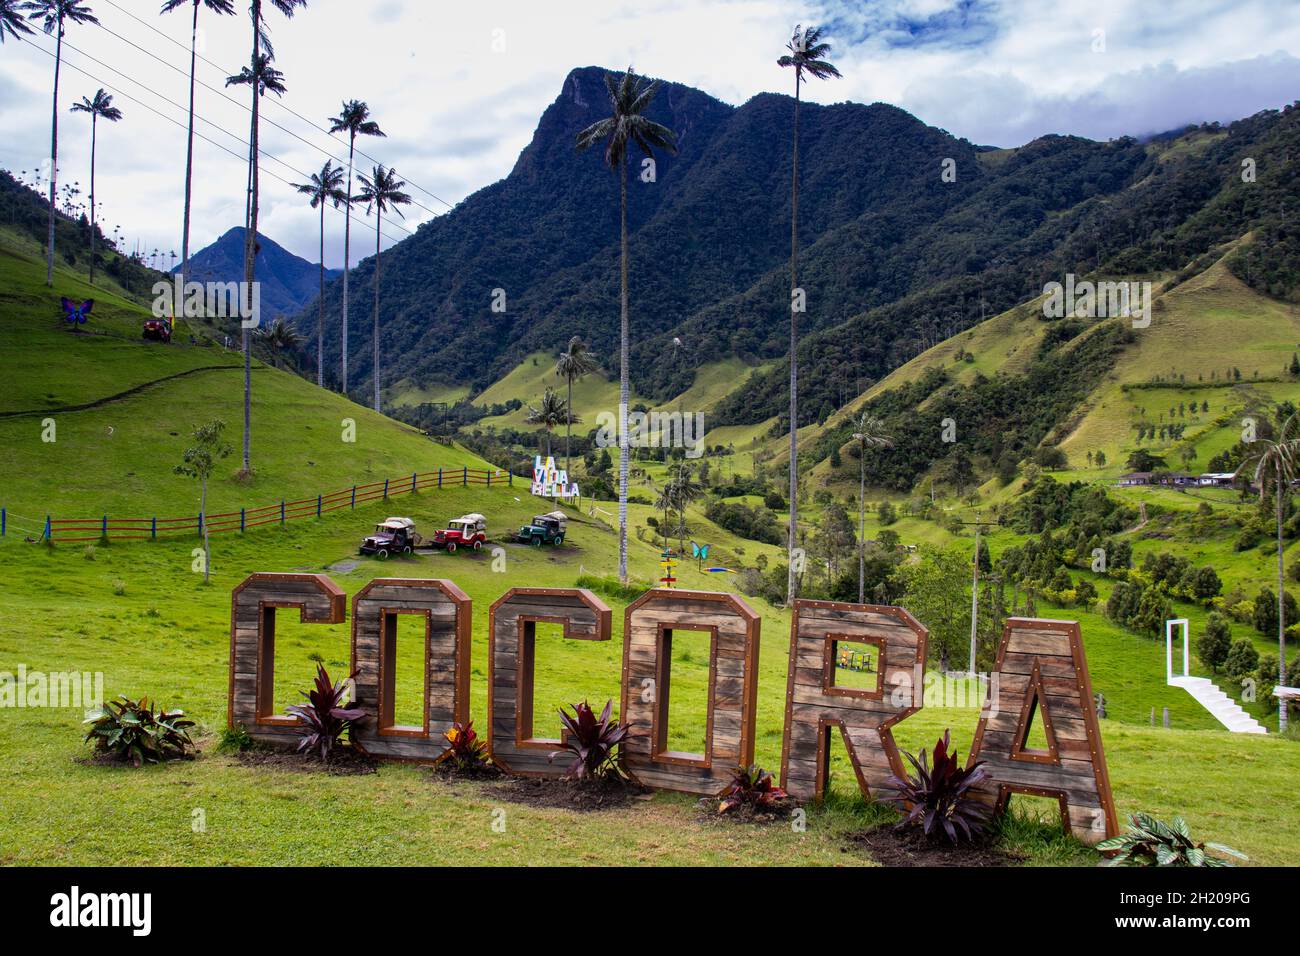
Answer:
[{"xmin": 3, "ymin": 225, "xmax": 1298, "ymax": 868}]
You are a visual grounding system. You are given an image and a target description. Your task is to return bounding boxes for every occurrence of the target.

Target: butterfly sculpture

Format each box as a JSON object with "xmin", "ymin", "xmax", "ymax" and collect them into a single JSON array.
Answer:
[
  {"xmin": 61, "ymin": 297, "xmax": 94, "ymax": 325},
  {"xmin": 690, "ymin": 540, "xmax": 711, "ymax": 570}
]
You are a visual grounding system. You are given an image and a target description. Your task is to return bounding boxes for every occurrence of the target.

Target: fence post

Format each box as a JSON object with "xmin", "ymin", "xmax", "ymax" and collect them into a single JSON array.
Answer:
[
  {"xmin": 44, "ymin": 516, "xmax": 50, "ymax": 541},
  {"xmin": 508, "ymin": 469, "xmax": 513, "ymax": 487},
  {"xmin": 151, "ymin": 517, "xmax": 156, "ymax": 540},
  {"xmin": 198, "ymin": 512, "xmax": 203, "ymax": 537},
  {"xmin": 280, "ymin": 501, "xmax": 285, "ymax": 525},
  {"xmin": 438, "ymin": 467, "xmax": 442, "ymax": 488},
  {"xmin": 487, "ymin": 470, "xmax": 492, "ymax": 488},
  {"xmin": 351, "ymin": 486, "xmax": 356, "ymax": 509},
  {"xmin": 463, "ymin": 466, "xmax": 467, "ymax": 486},
  {"xmin": 412, "ymin": 472, "xmax": 417, "ymax": 494},
  {"xmin": 1, "ymin": 507, "xmax": 5, "ymax": 537},
  {"xmin": 317, "ymin": 494, "xmax": 322, "ymax": 518},
  {"xmin": 240, "ymin": 508, "xmax": 245, "ymax": 533},
  {"xmin": 383, "ymin": 479, "xmax": 389, "ymax": 500},
  {"xmin": 102, "ymin": 515, "xmax": 108, "ymax": 540}
]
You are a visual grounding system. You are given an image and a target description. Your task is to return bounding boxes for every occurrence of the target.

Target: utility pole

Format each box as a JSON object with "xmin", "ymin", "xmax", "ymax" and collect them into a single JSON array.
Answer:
[{"xmin": 955, "ymin": 512, "xmax": 989, "ymax": 676}]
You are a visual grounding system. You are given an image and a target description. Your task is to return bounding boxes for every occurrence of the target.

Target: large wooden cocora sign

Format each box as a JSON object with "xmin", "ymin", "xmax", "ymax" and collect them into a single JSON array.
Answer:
[{"xmin": 228, "ymin": 576, "xmax": 1118, "ymax": 844}]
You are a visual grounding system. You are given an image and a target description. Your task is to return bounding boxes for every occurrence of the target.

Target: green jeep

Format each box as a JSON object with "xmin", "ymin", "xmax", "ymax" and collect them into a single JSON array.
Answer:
[{"xmin": 517, "ymin": 511, "xmax": 567, "ymax": 547}]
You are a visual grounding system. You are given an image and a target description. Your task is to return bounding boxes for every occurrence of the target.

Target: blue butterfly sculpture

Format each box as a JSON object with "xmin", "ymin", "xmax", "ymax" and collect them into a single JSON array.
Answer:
[{"xmin": 61, "ymin": 297, "xmax": 94, "ymax": 325}]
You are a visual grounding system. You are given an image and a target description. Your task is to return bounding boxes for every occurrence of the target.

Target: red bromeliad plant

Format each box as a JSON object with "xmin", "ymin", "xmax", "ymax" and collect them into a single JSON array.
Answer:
[
  {"xmin": 286, "ymin": 664, "xmax": 366, "ymax": 760},
  {"xmin": 718, "ymin": 764, "xmax": 788, "ymax": 814},
  {"xmin": 442, "ymin": 719, "xmax": 489, "ymax": 771},
  {"xmin": 886, "ymin": 730, "xmax": 992, "ymax": 844},
  {"xmin": 549, "ymin": 699, "xmax": 629, "ymax": 781}
]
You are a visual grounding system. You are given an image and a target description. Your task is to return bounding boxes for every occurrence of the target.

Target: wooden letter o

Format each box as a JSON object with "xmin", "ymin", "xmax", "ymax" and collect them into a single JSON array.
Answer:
[
  {"xmin": 487, "ymin": 587, "xmax": 612, "ymax": 777},
  {"xmin": 349, "ymin": 578, "xmax": 471, "ymax": 761},
  {"xmin": 620, "ymin": 589, "xmax": 761, "ymax": 795}
]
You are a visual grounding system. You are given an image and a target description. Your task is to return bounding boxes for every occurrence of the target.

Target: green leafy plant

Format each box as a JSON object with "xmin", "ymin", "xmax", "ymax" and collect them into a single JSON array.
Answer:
[
  {"xmin": 83, "ymin": 696, "xmax": 196, "ymax": 767},
  {"xmin": 718, "ymin": 764, "xmax": 788, "ymax": 814},
  {"xmin": 549, "ymin": 699, "xmax": 628, "ymax": 781},
  {"xmin": 285, "ymin": 665, "xmax": 366, "ymax": 760},
  {"xmin": 441, "ymin": 720, "xmax": 490, "ymax": 771},
  {"xmin": 886, "ymin": 730, "xmax": 991, "ymax": 844},
  {"xmin": 217, "ymin": 722, "xmax": 254, "ymax": 754},
  {"xmin": 1097, "ymin": 812, "xmax": 1247, "ymax": 867}
]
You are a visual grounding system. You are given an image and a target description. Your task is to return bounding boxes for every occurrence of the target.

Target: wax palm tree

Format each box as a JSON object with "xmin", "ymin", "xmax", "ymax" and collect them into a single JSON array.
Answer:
[
  {"xmin": 554, "ymin": 336, "xmax": 599, "ymax": 479},
  {"xmin": 23, "ymin": 0, "xmax": 99, "ymax": 287},
  {"xmin": 354, "ymin": 164, "xmax": 410, "ymax": 412},
  {"xmin": 328, "ymin": 100, "xmax": 385, "ymax": 395},
  {"xmin": 227, "ymin": 32, "xmax": 290, "ymax": 475},
  {"xmin": 668, "ymin": 465, "xmax": 704, "ymax": 558},
  {"xmin": 292, "ymin": 159, "xmax": 346, "ymax": 386},
  {"xmin": 575, "ymin": 67, "xmax": 676, "ymax": 583},
  {"xmin": 161, "ymin": 0, "xmax": 235, "ymax": 299},
  {"xmin": 851, "ymin": 412, "xmax": 893, "ymax": 603},
  {"xmin": 69, "ymin": 88, "xmax": 120, "ymax": 285},
  {"xmin": 1, "ymin": 0, "xmax": 34, "ymax": 41},
  {"xmin": 525, "ymin": 388, "xmax": 576, "ymax": 460},
  {"xmin": 256, "ymin": 316, "xmax": 300, "ymax": 369},
  {"xmin": 778, "ymin": 24, "xmax": 840, "ymax": 604},
  {"xmin": 1239, "ymin": 411, "xmax": 1300, "ymax": 733}
]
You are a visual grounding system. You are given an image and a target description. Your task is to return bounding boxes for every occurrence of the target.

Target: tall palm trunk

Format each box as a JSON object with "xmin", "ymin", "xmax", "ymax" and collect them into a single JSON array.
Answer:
[
  {"xmin": 44, "ymin": 17, "xmax": 64, "ymax": 287},
  {"xmin": 1278, "ymin": 473, "xmax": 1289, "ymax": 733},
  {"xmin": 341, "ymin": 136, "xmax": 355, "ymax": 393},
  {"xmin": 372, "ymin": 211, "xmax": 381, "ymax": 411},
  {"xmin": 617, "ymin": 157, "xmax": 629, "ymax": 583},
  {"xmin": 240, "ymin": 1, "xmax": 260, "ymax": 473},
  {"xmin": 858, "ymin": 444, "xmax": 866, "ymax": 604},
  {"xmin": 316, "ymin": 200, "xmax": 325, "ymax": 386},
  {"xmin": 180, "ymin": 0, "xmax": 199, "ymax": 295},
  {"xmin": 565, "ymin": 373, "xmax": 573, "ymax": 480},
  {"xmin": 87, "ymin": 112, "xmax": 97, "ymax": 284},
  {"xmin": 201, "ymin": 475, "xmax": 210, "ymax": 584},
  {"xmin": 786, "ymin": 72, "xmax": 801, "ymax": 605}
]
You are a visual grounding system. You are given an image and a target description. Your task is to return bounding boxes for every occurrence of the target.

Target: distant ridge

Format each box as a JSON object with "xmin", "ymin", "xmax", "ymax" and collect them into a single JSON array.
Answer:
[{"xmin": 177, "ymin": 226, "xmax": 340, "ymax": 319}]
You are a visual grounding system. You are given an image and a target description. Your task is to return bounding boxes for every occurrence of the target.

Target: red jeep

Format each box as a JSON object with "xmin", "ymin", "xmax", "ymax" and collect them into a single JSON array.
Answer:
[
  {"xmin": 142, "ymin": 318, "xmax": 172, "ymax": 342},
  {"xmin": 432, "ymin": 513, "xmax": 487, "ymax": 553}
]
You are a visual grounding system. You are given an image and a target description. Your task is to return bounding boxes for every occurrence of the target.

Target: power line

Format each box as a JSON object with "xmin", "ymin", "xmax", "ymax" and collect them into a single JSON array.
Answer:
[
  {"xmin": 90, "ymin": 13, "xmax": 446, "ymax": 223},
  {"xmin": 98, "ymin": 0, "xmax": 457, "ymax": 213},
  {"xmin": 17, "ymin": 31, "xmax": 412, "ymax": 249}
]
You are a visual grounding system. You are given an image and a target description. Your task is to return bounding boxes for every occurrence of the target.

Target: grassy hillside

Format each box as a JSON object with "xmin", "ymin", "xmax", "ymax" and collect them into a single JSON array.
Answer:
[
  {"xmin": 3, "ymin": 228, "xmax": 1297, "ymax": 867},
  {"xmin": 0, "ymin": 232, "xmax": 489, "ymax": 523},
  {"xmin": 1059, "ymin": 258, "xmax": 1300, "ymax": 473}
]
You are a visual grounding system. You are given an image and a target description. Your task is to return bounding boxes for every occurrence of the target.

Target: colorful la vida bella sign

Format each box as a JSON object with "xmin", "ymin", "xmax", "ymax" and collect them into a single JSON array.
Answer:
[
  {"xmin": 227, "ymin": 576, "xmax": 1118, "ymax": 846},
  {"xmin": 531, "ymin": 455, "xmax": 579, "ymax": 498}
]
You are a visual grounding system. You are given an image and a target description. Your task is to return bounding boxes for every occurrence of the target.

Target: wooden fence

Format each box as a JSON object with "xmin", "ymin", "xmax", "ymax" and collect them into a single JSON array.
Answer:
[{"xmin": 4, "ymin": 466, "xmax": 512, "ymax": 543}]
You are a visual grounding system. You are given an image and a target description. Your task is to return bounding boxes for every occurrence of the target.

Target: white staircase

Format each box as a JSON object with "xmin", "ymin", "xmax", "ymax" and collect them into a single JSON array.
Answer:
[{"xmin": 1166, "ymin": 620, "xmax": 1268, "ymax": 735}]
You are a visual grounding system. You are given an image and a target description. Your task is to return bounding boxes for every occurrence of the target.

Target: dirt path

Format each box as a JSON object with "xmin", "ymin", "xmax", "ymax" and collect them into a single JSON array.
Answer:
[{"xmin": 0, "ymin": 364, "xmax": 246, "ymax": 420}]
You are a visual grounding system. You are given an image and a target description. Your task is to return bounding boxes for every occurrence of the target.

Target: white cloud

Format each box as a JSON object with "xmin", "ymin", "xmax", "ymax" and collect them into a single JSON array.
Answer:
[{"xmin": 0, "ymin": 0, "xmax": 1295, "ymax": 268}]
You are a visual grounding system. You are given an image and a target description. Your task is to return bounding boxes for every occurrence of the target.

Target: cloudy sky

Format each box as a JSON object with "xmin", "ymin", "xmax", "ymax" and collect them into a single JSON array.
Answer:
[{"xmin": 1, "ymin": 0, "xmax": 1297, "ymax": 270}]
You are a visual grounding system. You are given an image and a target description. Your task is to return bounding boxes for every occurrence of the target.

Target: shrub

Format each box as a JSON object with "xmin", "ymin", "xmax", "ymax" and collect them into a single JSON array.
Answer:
[
  {"xmin": 442, "ymin": 720, "xmax": 490, "ymax": 771},
  {"xmin": 1196, "ymin": 613, "xmax": 1232, "ymax": 673},
  {"xmin": 1097, "ymin": 812, "xmax": 1246, "ymax": 866},
  {"xmin": 718, "ymin": 764, "xmax": 788, "ymax": 814},
  {"xmin": 886, "ymin": 730, "xmax": 991, "ymax": 845},
  {"xmin": 217, "ymin": 722, "xmax": 254, "ymax": 754},
  {"xmin": 83, "ymin": 696, "xmax": 196, "ymax": 767},
  {"xmin": 549, "ymin": 699, "xmax": 628, "ymax": 781},
  {"xmin": 1224, "ymin": 639, "xmax": 1260, "ymax": 680},
  {"xmin": 285, "ymin": 664, "xmax": 366, "ymax": 760}
]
